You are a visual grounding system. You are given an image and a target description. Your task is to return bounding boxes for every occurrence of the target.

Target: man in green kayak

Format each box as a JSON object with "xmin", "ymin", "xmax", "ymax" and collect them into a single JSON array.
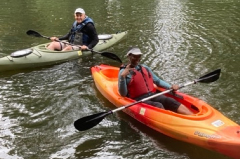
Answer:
[
  {"xmin": 47, "ymin": 8, "xmax": 99, "ymax": 51},
  {"xmin": 118, "ymin": 47, "xmax": 193, "ymax": 115}
]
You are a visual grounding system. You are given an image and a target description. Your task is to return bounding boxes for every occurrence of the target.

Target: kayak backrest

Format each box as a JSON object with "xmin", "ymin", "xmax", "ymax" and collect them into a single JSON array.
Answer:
[{"xmin": 98, "ymin": 34, "xmax": 113, "ymax": 40}]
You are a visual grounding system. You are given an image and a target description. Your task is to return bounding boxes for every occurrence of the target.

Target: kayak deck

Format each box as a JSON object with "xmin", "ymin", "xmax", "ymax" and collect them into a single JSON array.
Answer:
[{"xmin": 91, "ymin": 64, "xmax": 240, "ymax": 159}]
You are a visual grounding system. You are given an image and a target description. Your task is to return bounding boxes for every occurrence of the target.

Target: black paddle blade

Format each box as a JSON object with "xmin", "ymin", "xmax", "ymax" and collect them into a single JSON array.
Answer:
[
  {"xmin": 198, "ymin": 69, "xmax": 221, "ymax": 83},
  {"xmin": 101, "ymin": 52, "xmax": 122, "ymax": 63},
  {"xmin": 26, "ymin": 30, "xmax": 42, "ymax": 37},
  {"xmin": 74, "ymin": 111, "xmax": 111, "ymax": 131}
]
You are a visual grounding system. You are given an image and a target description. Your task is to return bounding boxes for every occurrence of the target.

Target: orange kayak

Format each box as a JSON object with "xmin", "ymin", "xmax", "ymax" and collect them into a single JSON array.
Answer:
[{"xmin": 91, "ymin": 64, "xmax": 240, "ymax": 159}]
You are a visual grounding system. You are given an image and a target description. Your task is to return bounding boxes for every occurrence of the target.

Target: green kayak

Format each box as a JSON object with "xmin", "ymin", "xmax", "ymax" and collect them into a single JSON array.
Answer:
[{"xmin": 0, "ymin": 31, "xmax": 127, "ymax": 72}]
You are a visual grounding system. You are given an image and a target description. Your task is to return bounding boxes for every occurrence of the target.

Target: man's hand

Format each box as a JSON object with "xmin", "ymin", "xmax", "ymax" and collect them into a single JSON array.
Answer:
[
  {"xmin": 50, "ymin": 37, "xmax": 59, "ymax": 41},
  {"xmin": 171, "ymin": 84, "xmax": 179, "ymax": 91},
  {"xmin": 121, "ymin": 64, "xmax": 135, "ymax": 78},
  {"xmin": 81, "ymin": 45, "xmax": 88, "ymax": 50}
]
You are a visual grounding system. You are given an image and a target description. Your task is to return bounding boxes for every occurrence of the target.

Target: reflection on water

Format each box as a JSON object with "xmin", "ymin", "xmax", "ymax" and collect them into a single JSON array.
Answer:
[{"xmin": 0, "ymin": 0, "xmax": 239, "ymax": 159}]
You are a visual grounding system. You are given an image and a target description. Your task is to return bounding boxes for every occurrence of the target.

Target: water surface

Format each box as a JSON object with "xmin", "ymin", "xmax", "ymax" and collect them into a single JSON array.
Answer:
[{"xmin": 0, "ymin": 0, "xmax": 239, "ymax": 159}]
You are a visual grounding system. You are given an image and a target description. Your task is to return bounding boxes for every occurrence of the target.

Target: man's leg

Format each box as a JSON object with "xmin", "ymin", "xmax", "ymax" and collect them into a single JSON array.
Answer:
[
  {"xmin": 47, "ymin": 41, "xmax": 62, "ymax": 51},
  {"xmin": 151, "ymin": 95, "xmax": 193, "ymax": 115},
  {"xmin": 176, "ymin": 104, "xmax": 193, "ymax": 115},
  {"xmin": 143, "ymin": 100, "xmax": 164, "ymax": 109}
]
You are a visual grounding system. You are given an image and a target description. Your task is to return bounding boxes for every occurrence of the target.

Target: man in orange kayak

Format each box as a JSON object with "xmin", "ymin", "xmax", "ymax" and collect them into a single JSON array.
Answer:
[
  {"xmin": 118, "ymin": 47, "xmax": 193, "ymax": 115},
  {"xmin": 47, "ymin": 8, "xmax": 99, "ymax": 51}
]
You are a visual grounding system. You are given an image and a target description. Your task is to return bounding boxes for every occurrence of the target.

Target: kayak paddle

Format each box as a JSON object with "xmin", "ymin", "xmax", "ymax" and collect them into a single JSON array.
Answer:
[
  {"xmin": 26, "ymin": 30, "xmax": 50, "ymax": 39},
  {"xmin": 26, "ymin": 30, "xmax": 122, "ymax": 63},
  {"xmin": 74, "ymin": 68, "xmax": 221, "ymax": 131}
]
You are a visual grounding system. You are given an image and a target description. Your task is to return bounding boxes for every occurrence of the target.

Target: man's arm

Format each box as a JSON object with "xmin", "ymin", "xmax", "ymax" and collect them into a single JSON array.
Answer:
[
  {"xmin": 58, "ymin": 31, "xmax": 71, "ymax": 41},
  {"xmin": 118, "ymin": 69, "xmax": 128, "ymax": 96},
  {"xmin": 142, "ymin": 64, "xmax": 171, "ymax": 89},
  {"xmin": 84, "ymin": 23, "xmax": 99, "ymax": 49}
]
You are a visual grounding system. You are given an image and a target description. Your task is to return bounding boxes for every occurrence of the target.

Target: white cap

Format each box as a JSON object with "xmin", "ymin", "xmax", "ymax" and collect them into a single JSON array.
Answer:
[
  {"xmin": 126, "ymin": 47, "xmax": 143, "ymax": 56},
  {"xmin": 75, "ymin": 8, "xmax": 85, "ymax": 14}
]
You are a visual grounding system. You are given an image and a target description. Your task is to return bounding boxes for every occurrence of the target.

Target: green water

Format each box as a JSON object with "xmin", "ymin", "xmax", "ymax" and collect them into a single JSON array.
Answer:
[{"xmin": 0, "ymin": 0, "xmax": 239, "ymax": 159}]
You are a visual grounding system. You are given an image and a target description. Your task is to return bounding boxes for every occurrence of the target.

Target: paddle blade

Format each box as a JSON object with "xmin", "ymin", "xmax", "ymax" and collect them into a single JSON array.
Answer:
[
  {"xmin": 26, "ymin": 30, "xmax": 42, "ymax": 37},
  {"xmin": 101, "ymin": 52, "xmax": 122, "ymax": 63},
  {"xmin": 198, "ymin": 69, "xmax": 221, "ymax": 83},
  {"xmin": 74, "ymin": 111, "xmax": 111, "ymax": 131}
]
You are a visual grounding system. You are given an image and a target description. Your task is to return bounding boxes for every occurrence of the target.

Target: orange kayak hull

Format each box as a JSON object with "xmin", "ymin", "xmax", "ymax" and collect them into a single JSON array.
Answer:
[{"xmin": 91, "ymin": 64, "xmax": 240, "ymax": 159}]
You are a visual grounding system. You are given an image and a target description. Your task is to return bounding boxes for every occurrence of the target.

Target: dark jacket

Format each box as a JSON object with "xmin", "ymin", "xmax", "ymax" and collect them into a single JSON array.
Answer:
[{"xmin": 59, "ymin": 21, "xmax": 99, "ymax": 49}]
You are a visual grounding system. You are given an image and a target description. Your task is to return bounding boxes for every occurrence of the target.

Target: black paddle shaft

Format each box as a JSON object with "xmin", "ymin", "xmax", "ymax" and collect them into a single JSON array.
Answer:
[{"xmin": 74, "ymin": 68, "xmax": 221, "ymax": 131}]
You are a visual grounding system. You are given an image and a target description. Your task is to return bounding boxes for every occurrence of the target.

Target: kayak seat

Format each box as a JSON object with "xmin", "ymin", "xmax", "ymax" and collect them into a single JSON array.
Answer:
[{"xmin": 98, "ymin": 34, "xmax": 113, "ymax": 40}]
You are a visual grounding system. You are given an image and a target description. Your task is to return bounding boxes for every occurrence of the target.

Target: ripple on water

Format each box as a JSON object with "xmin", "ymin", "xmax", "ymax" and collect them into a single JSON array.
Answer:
[
  {"xmin": 0, "ymin": 109, "xmax": 21, "ymax": 159},
  {"xmin": 0, "ymin": 0, "xmax": 239, "ymax": 158}
]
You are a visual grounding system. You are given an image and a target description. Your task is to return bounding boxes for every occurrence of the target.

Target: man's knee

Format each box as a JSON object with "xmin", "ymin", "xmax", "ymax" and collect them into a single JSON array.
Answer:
[
  {"xmin": 47, "ymin": 42, "xmax": 61, "ymax": 50},
  {"xmin": 62, "ymin": 46, "xmax": 73, "ymax": 51},
  {"xmin": 154, "ymin": 102, "xmax": 164, "ymax": 109},
  {"xmin": 177, "ymin": 104, "xmax": 193, "ymax": 115}
]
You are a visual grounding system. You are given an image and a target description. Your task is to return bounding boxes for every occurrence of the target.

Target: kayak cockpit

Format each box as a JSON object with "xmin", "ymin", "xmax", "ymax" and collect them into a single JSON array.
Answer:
[
  {"xmin": 37, "ymin": 34, "xmax": 114, "ymax": 52},
  {"xmin": 98, "ymin": 66, "xmax": 214, "ymax": 119},
  {"xmin": 161, "ymin": 89, "xmax": 214, "ymax": 119}
]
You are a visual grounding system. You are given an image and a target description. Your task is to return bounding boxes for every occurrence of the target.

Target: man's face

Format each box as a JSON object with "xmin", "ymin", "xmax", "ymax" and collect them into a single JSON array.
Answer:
[
  {"xmin": 129, "ymin": 54, "xmax": 141, "ymax": 66},
  {"xmin": 75, "ymin": 13, "xmax": 86, "ymax": 23}
]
